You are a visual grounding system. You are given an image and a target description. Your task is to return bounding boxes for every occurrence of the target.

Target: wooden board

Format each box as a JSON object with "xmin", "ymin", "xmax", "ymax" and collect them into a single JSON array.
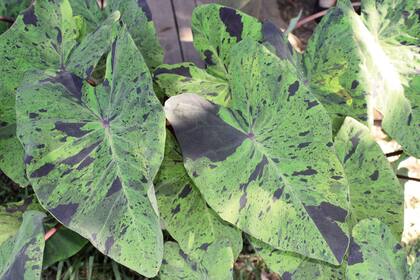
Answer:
[
  {"xmin": 172, "ymin": 0, "xmax": 204, "ymax": 66},
  {"xmin": 147, "ymin": 0, "xmax": 182, "ymax": 64}
]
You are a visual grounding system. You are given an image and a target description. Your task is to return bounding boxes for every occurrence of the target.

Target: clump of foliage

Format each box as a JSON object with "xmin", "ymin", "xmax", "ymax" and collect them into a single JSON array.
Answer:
[{"xmin": 0, "ymin": 0, "xmax": 418, "ymax": 279}]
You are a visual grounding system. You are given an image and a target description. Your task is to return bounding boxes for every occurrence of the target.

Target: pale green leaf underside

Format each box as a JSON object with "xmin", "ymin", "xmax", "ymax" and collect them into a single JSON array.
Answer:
[
  {"xmin": 0, "ymin": 211, "xmax": 46, "ymax": 280},
  {"xmin": 335, "ymin": 117, "xmax": 404, "ymax": 238},
  {"xmin": 155, "ymin": 131, "xmax": 242, "ymax": 267},
  {"xmin": 347, "ymin": 218, "xmax": 407, "ymax": 280},
  {"xmin": 165, "ymin": 40, "xmax": 350, "ymax": 265},
  {"xmin": 16, "ymin": 29, "xmax": 165, "ymax": 277},
  {"xmin": 0, "ymin": 0, "xmax": 120, "ymax": 186}
]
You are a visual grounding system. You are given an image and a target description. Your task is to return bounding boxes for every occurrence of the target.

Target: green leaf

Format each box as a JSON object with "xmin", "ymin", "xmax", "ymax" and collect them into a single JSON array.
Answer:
[
  {"xmin": 69, "ymin": 0, "xmax": 163, "ymax": 70},
  {"xmin": 347, "ymin": 218, "xmax": 407, "ymax": 280},
  {"xmin": 16, "ymin": 28, "xmax": 166, "ymax": 277},
  {"xmin": 358, "ymin": 0, "xmax": 420, "ymax": 157},
  {"xmin": 160, "ymin": 241, "xmax": 236, "ymax": 280},
  {"xmin": 303, "ymin": 2, "xmax": 370, "ymax": 132},
  {"xmin": 191, "ymin": 4, "xmax": 262, "ymax": 77},
  {"xmin": 0, "ymin": 211, "xmax": 46, "ymax": 280},
  {"xmin": 155, "ymin": 63, "xmax": 230, "ymax": 107},
  {"xmin": 407, "ymin": 252, "xmax": 420, "ymax": 280},
  {"xmin": 335, "ymin": 117, "xmax": 404, "ymax": 238},
  {"xmin": 0, "ymin": 197, "xmax": 43, "ymax": 246},
  {"xmin": 165, "ymin": 39, "xmax": 349, "ymax": 265},
  {"xmin": 0, "ymin": 0, "xmax": 121, "ymax": 186},
  {"xmin": 155, "ymin": 131, "xmax": 242, "ymax": 264},
  {"xmin": 43, "ymin": 227, "xmax": 88, "ymax": 267},
  {"xmin": 305, "ymin": 0, "xmax": 420, "ymax": 155},
  {"xmin": 0, "ymin": 0, "xmax": 31, "ymax": 34},
  {"xmin": 251, "ymin": 238, "xmax": 345, "ymax": 280}
]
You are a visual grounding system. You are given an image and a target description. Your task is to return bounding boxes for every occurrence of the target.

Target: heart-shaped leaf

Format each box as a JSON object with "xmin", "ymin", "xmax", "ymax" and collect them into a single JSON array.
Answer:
[
  {"xmin": 165, "ymin": 39, "xmax": 349, "ymax": 265},
  {"xmin": 347, "ymin": 218, "xmax": 407, "ymax": 279},
  {"xmin": 0, "ymin": 211, "xmax": 46, "ymax": 280},
  {"xmin": 0, "ymin": 0, "xmax": 121, "ymax": 186},
  {"xmin": 155, "ymin": 131, "xmax": 242, "ymax": 277},
  {"xmin": 16, "ymin": 28, "xmax": 166, "ymax": 277},
  {"xmin": 69, "ymin": 0, "xmax": 163, "ymax": 70},
  {"xmin": 335, "ymin": 117, "xmax": 404, "ymax": 238}
]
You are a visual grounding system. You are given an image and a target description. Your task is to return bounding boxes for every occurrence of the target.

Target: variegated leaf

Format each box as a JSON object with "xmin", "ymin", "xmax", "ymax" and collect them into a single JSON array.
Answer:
[
  {"xmin": 0, "ymin": 0, "xmax": 120, "ymax": 186},
  {"xmin": 191, "ymin": 4, "xmax": 262, "ymax": 77},
  {"xmin": 69, "ymin": 0, "xmax": 163, "ymax": 70},
  {"xmin": 0, "ymin": 211, "xmax": 46, "ymax": 280},
  {"xmin": 155, "ymin": 130, "xmax": 242, "ymax": 277},
  {"xmin": 16, "ymin": 28, "xmax": 166, "ymax": 277},
  {"xmin": 335, "ymin": 117, "xmax": 404, "ymax": 238},
  {"xmin": 347, "ymin": 218, "xmax": 407, "ymax": 280},
  {"xmin": 0, "ymin": 0, "xmax": 31, "ymax": 34},
  {"xmin": 160, "ymin": 241, "xmax": 236, "ymax": 280},
  {"xmin": 154, "ymin": 63, "xmax": 230, "ymax": 107},
  {"xmin": 165, "ymin": 40, "xmax": 349, "ymax": 265},
  {"xmin": 251, "ymin": 238, "xmax": 345, "ymax": 280}
]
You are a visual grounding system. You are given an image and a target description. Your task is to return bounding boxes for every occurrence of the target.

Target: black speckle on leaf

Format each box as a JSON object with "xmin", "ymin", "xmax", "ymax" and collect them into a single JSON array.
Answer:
[
  {"xmin": 287, "ymin": 81, "xmax": 299, "ymax": 100},
  {"xmin": 273, "ymin": 188, "xmax": 284, "ymax": 201},
  {"xmin": 171, "ymin": 204, "xmax": 180, "ymax": 215},
  {"xmin": 203, "ymin": 50, "xmax": 215, "ymax": 66},
  {"xmin": 292, "ymin": 167, "xmax": 317, "ymax": 176},
  {"xmin": 351, "ymin": 80, "xmax": 359, "ymax": 90},
  {"xmin": 369, "ymin": 170, "xmax": 379, "ymax": 181},
  {"xmin": 179, "ymin": 184, "xmax": 192, "ymax": 198},
  {"xmin": 343, "ymin": 134, "xmax": 360, "ymax": 163},
  {"xmin": 239, "ymin": 192, "xmax": 247, "ymax": 211},
  {"xmin": 219, "ymin": 7, "xmax": 243, "ymax": 41}
]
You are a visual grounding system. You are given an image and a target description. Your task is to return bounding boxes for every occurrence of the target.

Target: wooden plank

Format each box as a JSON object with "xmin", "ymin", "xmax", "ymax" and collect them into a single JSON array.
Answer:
[
  {"xmin": 147, "ymin": 0, "xmax": 182, "ymax": 64},
  {"xmin": 172, "ymin": 0, "xmax": 204, "ymax": 67}
]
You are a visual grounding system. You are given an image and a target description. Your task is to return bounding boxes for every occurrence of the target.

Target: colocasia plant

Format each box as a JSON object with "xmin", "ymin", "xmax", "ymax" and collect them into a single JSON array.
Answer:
[{"xmin": 0, "ymin": 0, "xmax": 418, "ymax": 279}]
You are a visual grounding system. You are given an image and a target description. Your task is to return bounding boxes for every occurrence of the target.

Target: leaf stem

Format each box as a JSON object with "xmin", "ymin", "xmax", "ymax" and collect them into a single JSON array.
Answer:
[
  {"xmin": 296, "ymin": 2, "xmax": 361, "ymax": 28},
  {"xmin": 397, "ymin": 175, "xmax": 420, "ymax": 182},
  {"xmin": 385, "ymin": 150, "xmax": 404, "ymax": 157},
  {"xmin": 0, "ymin": 16, "xmax": 15, "ymax": 24},
  {"xmin": 44, "ymin": 223, "xmax": 63, "ymax": 241}
]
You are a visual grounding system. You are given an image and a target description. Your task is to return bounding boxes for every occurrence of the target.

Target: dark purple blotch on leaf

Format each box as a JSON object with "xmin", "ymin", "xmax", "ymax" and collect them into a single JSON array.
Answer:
[
  {"xmin": 304, "ymin": 202, "xmax": 349, "ymax": 263},
  {"xmin": 106, "ymin": 177, "xmax": 122, "ymax": 197},
  {"xmin": 22, "ymin": 6, "xmax": 38, "ymax": 26},
  {"xmin": 49, "ymin": 203, "xmax": 79, "ymax": 224},
  {"xmin": 154, "ymin": 66, "xmax": 192, "ymax": 78},
  {"xmin": 347, "ymin": 238, "xmax": 363, "ymax": 265},
  {"xmin": 219, "ymin": 7, "xmax": 243, "ymax": 41},
  {"xmin": 30, "ymin": 163, "xmax": 55, "ymax": 178}
]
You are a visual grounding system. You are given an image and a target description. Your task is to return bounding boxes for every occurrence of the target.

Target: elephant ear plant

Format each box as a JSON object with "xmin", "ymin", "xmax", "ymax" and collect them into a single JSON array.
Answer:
[{"xmin": 0, "ymin": 0, "xmax": 418, "ymax": 279}]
